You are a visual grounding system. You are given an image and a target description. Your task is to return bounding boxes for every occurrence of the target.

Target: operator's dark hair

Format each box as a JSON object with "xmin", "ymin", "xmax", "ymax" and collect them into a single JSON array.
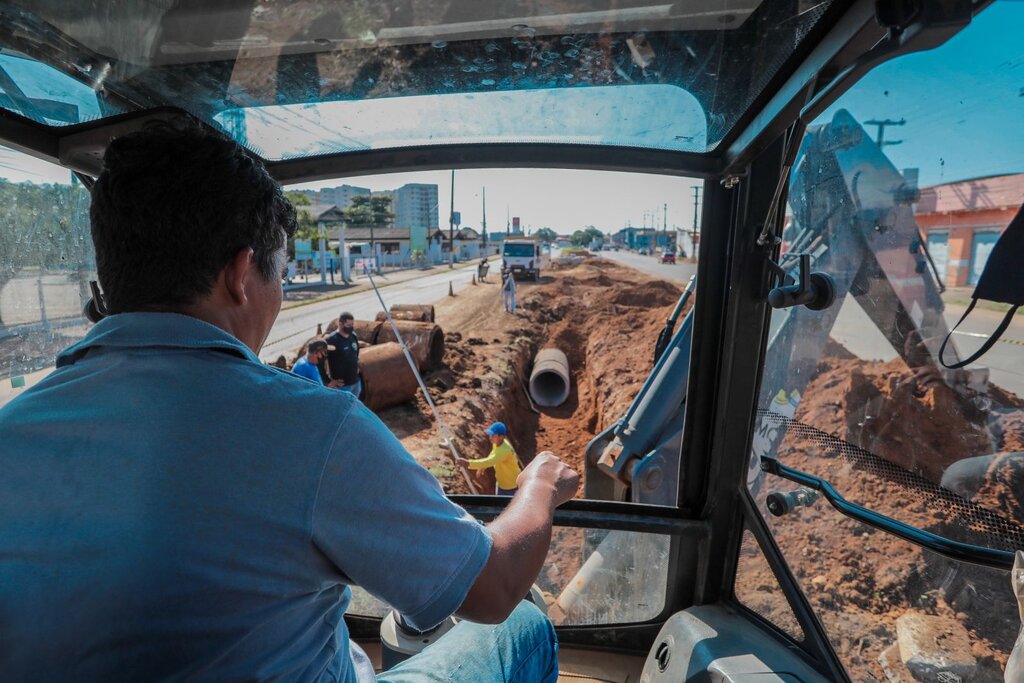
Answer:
[
  {"xmin": 339, "ymin": 311, "xmax": 354, "ymax": 322},
  {"xmin": 90, "ymin": 120, "xmax": 296, "ymax": 314}
]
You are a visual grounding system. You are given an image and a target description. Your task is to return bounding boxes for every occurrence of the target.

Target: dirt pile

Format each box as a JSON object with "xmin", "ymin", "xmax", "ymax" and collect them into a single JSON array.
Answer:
[{"xmin": 749, "ymin": 345, "xmax": 1024, "ymax": 681}]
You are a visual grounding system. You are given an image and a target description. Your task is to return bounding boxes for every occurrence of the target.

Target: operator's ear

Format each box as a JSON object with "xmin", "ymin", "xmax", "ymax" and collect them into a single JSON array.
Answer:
[{"xmin": 221, "ymin": 247, "xmax": 256, "ymax": 306}]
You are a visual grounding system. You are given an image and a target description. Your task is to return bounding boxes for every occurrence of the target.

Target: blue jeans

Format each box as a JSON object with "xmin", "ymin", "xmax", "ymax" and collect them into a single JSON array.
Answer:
[
  {"xmin": 503, "ymin": 290, "xmax": 516, "ymax": 313},
  {"xmin": 378, "ymin": 601, "xmax": 558, "ymax": 682},
  {"xmin": 340, "ymin": 379, "xmax": 363, "ymax": 399}
]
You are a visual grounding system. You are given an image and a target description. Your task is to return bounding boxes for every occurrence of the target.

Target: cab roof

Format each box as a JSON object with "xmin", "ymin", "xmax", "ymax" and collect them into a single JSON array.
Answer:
[{"xmin": 0, "ymin": 0, "xmax": 847, "ymax": 179}]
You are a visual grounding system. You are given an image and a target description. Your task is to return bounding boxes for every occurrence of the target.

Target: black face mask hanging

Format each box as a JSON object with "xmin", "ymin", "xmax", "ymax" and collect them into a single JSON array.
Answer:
[{"xmin": 940, "ymin": 202, "xmax": 1024, "ymax": 369}]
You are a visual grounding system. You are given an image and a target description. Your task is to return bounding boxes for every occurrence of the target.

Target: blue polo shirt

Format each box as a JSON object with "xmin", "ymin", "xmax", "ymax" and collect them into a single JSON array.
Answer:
[
  {"xmin": 0, "ymin": 313, "xmax": 490, "ymax": 682},
  {"xmin": 292, "ymin": 354, "xmax": 323, "ymax": 384}
]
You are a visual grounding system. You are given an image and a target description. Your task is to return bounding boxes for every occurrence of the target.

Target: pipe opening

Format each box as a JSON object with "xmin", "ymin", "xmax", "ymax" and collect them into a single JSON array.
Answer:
[{"xmin": 530, "ymin": 370, "xmax": 570, "ymax": 407}]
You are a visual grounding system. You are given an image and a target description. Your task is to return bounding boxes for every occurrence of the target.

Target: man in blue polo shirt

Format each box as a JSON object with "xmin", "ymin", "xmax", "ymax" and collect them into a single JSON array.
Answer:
[
  {"xmin": 293, "ymin": 338, "xmax": 334, "ymax": 385},
  {"xmin": 0, "ymin": 122, "xmax": 578, "ymax": 682}
]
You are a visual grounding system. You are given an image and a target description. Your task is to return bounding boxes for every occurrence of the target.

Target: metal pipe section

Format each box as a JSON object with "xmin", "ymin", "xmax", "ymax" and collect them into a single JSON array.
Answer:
[
  {"xmin": 352, "ymin": 320, "xmax": 445, "ymax": 371},
  {"xmin": 529, "ymin": 348, "xmax": 570, "ymax": 407},
  {"xmin": 360, "ymin": 342, "xmax": 420, "ymax": 412},
  {"xmin": 353, "ymin": 320, "xmax": 384, "ymax": 344},
  {"xmin": 375, "ymin": 322, "xmax": 445, "ymax": 371},
  {"xmin": 389, "ymin": 304, "xmax": 435, "ymax": 322}
]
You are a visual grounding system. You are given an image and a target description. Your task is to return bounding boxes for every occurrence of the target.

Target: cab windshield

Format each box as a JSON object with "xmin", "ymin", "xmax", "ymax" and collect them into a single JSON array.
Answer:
[{"xmin": 503, "ymin": 243, "xmax": 534, "ymax": 257}]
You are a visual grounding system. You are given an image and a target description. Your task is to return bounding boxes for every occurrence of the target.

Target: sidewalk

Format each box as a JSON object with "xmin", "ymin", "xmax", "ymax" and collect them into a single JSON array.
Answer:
[{"xmin": 281, "ymin": 259, "xmax": 494, "ymax": 311}]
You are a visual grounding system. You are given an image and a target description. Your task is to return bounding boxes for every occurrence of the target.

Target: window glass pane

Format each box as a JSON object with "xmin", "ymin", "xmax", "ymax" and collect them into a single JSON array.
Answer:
[
  {"xmin": 0, "ymin": 54, "xmax": 106, "ymax": 126},
  {"xmin": 734, "ymin": 527, "xmax": 804, "ymax": 643},
  {"xmin": 749, "ymin": 0, "xmax": 1024, "ymax": 551},
  {"xmin": 276, "ymin": 168, "xmax": 699, "ymax": 505},
  {"xmin": 6, "ymin": 0, "xmax": 837, "ymax": 154},
  {"xmin": 761, "ymin": 491, "xmax": 1013, "ymax": 681},
  {"xmin": 0, "ymin": 145, "xmax": 94, "ymax": 408},
  {"xmin": 751, "ymin": 4, "xmax": 1022, "ymax": 678},
  {"xmin": 349, "ymin": 526, "xmax": 670, "ymax": 625}
]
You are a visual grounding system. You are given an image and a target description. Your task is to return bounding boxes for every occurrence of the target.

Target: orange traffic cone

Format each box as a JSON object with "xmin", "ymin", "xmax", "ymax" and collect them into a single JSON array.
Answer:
[
  {"xmin": 449, "ymin": 281, "xmax": 455, "ymax": 297},
  {"xmin": 472, "ymin": 274, "xmax": 477, "ymax": 285},
  {"xmin": 316, "ymin": 323, "xmax": 323, "ymax": 335}
]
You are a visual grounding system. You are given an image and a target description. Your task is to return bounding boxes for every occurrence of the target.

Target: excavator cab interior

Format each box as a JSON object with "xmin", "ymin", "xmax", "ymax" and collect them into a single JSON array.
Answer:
[{"xmin": 1, "ymin": 0, "xmax": 1023, "ymax": 680}]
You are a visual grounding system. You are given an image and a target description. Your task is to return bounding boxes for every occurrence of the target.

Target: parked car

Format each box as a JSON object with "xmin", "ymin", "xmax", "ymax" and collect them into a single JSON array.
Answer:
[{"xmin": 660, "ymin": 251, "xmax": 676, "ymax": 264}]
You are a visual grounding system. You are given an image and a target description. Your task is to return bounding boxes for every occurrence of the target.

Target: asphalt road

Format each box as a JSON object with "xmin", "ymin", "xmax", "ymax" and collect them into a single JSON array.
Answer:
[
  {"xmin": 598, "ymin": 249, "xmax": 1024, "ymax": 396},
  {"xmin": 261, "ymin": 266, "xmax": 479, "ymax": 360},
  {"xmin": 596, "ymin": 249, "xmax": 699, "ymax": 284}
]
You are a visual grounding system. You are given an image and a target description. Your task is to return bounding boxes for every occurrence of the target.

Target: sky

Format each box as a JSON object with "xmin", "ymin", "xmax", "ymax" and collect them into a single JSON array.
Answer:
[
  {"xmin": 287, "ymin": 168, "xmax": 702, "ymax": 234},
  {"xmin": 0, "ymin": 0, "xmax": 1020, "ymax": 232}
]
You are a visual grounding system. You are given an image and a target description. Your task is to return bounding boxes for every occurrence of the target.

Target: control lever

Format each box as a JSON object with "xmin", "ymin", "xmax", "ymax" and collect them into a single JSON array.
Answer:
[
  {"xmin": 766, "ymin": 487, "xmax": 818, "ymax": 516},
  {"xmin": 767, "ymin": 254, "xmax": 835, "ymax": 311}
]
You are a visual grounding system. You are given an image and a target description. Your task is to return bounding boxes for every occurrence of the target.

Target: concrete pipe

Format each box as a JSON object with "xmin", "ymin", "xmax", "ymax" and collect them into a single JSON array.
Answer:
[
  {"xmin": 360, "ymin": 343, "xmax": 419, "ymax": 412},
  {"xmin": 375, "ymin": 321, "xmax": 445, "ymax": 371},
  {"xmin": 390, "ymin": 304, "xmax": 435, "ymax": 323},
  {"xmin": 530, "ymin": 348, "xmax": 570, "ymax": 407}
]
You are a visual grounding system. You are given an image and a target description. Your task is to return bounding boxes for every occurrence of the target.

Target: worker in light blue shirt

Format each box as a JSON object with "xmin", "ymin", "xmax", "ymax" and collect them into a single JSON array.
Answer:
[
  {"xmin": 292, "ymin": 337, "xmax": 333, "ymax": 384},
  {"xmin": 0, "ymin": 123, "xmax": 578, "ymax": 683}
]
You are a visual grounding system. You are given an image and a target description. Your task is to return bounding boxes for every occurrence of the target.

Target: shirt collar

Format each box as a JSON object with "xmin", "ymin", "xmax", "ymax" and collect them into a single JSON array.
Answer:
[{"xmin": 56, "ymin": 312, "xmax": 261, "ymax": 368}]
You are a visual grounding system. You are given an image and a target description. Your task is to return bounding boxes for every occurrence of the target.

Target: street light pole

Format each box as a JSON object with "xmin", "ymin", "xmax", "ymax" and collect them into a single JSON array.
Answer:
[{"xmin": 448, "ymin": 169, "xmax": 455, "ymax": 268}]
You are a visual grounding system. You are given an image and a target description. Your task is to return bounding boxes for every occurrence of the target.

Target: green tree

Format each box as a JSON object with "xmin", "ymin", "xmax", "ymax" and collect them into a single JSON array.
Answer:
[
  {"xmin": 283, "ymin": 192, "xmax": 321, "ymax": 261},
  {"xmin": 344, "ymin": 195, "xmax": 394, "ymax": 267},
  {"xmin": 569, "ymin": 226, "xmax": 603, "ymax": 246},
  {"xmin": 535, "ymin": 227, "xmax": 558, "ymax": 244}
]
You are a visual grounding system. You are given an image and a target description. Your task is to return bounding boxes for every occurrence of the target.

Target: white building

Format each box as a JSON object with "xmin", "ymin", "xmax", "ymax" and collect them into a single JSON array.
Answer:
[
  {"xmin": 317, "ymin": 184, "xmax": 370, "ymax": 208},
  {"xmin": 392, "ymin": 183, "xmax": 439, "ymax": 252}
]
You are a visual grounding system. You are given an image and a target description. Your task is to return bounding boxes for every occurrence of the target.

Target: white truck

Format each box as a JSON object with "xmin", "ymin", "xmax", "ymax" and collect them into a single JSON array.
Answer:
[{"xmin": 502, "ymin": 239, "xmax": 545, "ymax": 280}]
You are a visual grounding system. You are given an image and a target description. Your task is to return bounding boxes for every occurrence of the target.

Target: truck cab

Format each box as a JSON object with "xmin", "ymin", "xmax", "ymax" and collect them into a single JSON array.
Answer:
[{"xmin": 502, "ymin": 239, "xmax": 543, "ymax": 281}]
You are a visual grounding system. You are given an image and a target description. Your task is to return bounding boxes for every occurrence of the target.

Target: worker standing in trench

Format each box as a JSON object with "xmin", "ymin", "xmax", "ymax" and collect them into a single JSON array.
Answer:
[{"xmin": 458, "ymin": 422, "xmax": 523, "ymax": 495}]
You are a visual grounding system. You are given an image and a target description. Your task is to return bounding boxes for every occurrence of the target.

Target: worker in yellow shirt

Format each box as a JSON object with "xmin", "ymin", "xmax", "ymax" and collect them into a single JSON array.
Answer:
[{"xmin": 457, "ymin": 422, "xmax": 522, "ymax": 495}]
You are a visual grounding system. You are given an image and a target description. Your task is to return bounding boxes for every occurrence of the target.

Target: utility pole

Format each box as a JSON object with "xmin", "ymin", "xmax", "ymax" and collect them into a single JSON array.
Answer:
[
  {"xmin": 864, "ymin": 118, "xmax": 906, "ymax": 148},
  {"xmin": 448, "ymin": 169, "xmax": 455, "ymax": 268},
  {"xmin": 691, "ymin": 186, "xmax": 701, "ymax": 255},
  {"xmin": 663, "ymin": 202, "xmax": 668, "ymax": 251},
  {"xmin": 481, "ymin": 187, "xmax": 488, "ymax": 251}
]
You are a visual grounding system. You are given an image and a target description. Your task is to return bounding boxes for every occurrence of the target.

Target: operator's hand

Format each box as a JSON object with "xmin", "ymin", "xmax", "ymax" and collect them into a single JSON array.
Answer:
[
  {"xmin": 517, "ymin": 451, "xmax": 579, "ymax": 507},
  {"xmin": 328, "ymin": 379, "xmax": 345, "ymax": 389},
  {"xmin": 455, "ymin": 457, "xmax": 471, "ymax": 467}
]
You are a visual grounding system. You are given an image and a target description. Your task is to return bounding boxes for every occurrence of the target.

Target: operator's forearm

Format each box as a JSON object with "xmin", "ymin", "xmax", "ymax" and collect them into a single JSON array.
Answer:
[{"xmin": 457, "ymin": 479, "xmax": 556, "ymax": 622}]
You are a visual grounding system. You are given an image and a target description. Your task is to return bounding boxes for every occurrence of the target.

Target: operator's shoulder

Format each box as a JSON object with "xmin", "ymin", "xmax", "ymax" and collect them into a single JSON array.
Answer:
[{"xmin": 249, "ymin": 362, "xmax": 357, "ymax": 408}]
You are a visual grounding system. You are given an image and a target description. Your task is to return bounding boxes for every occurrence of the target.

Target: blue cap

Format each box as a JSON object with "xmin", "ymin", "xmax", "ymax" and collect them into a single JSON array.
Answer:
[{"xmin": 485, "ymin": 422, "xmax": 507, "ymax": 436}]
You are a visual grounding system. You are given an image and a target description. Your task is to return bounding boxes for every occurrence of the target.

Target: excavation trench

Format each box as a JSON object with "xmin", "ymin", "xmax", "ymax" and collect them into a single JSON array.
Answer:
[{"xmin": 375, "ymin": 260, "xmax": 686, "ymax": 498}]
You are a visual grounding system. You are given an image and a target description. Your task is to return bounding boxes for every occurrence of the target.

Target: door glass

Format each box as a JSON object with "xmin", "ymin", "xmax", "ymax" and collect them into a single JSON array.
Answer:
[
  {"xmin": 0, "ymin": 145, "xmax": 95, "ymax": 408},
  {"xmin": 750, "ymin": 1, "xmax": 1023, "ymax": 678},
  {"xmin": 733, "ymin": 527, "xmax": 804, "ymax": 643},
  {"xmin": 348, "ymin": 526, "xmax": 671, "ymax": 626}
]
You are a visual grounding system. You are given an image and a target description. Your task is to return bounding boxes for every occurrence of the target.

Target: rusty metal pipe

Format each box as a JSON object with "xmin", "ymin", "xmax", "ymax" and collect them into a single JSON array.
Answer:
[
  {"xmin": 375, "ymin": 322, "xmax": 444, "ymax": 371},
  {"xmin": 352, "ymin": 320, "xmax": 384, "ymax": 344},
  {"xmin": 530, "ymin": 348, "xmax": 570, "ymax": 407},
  {"xmin": 360, "ymin": 342, "xmax": 420, "ymax": 411},
  {"xmin": 389, "ymin": 304, "xmax": 435, "ymax": 322}
]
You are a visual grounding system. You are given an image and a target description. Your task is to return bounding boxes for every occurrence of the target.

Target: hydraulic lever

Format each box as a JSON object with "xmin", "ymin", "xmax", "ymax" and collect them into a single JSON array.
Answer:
[{"xmin": 767, "ymin": 254, "xmax": 835, "ymax": 311}]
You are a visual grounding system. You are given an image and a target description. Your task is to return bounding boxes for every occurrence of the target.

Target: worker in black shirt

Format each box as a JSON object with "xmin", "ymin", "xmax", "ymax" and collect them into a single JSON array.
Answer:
[{"xmin": 325, "ymin": 311, "xmax": 363, "ymax": 398}]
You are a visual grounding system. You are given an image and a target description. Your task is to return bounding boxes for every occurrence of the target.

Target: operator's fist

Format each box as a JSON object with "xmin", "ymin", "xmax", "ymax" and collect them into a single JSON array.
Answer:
[{"xmin": 518, "ymin": 451, "xmax": 579, "ymax": 507}]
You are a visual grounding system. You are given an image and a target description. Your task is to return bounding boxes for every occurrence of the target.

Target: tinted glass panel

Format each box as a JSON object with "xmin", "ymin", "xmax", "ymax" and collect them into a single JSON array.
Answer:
[
  {"xmin": 5, "ymin": 0, "xmax": 835, "ymax": 153},
  {"xmin": 751, "ymin": 4, "xmax": 1022, "ymax": 678},
  {"xmin": 734, "ymin": 527, "xmax": 804, "ymax": 643},
  {"xmin": 0, "ymin": 145, "xmax": 93, "ymax": 408},
  {"xmin": 349, "ymin": 525, "xmax": 670, "ymax": 626}
]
